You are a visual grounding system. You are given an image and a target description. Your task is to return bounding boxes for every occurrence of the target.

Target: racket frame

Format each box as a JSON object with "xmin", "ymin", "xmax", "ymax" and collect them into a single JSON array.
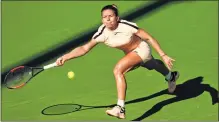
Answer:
[
  {"xmin": 4, "ymin": 66, "xmax": 44, "ymax": 89},
  {"xmin": 4, "ymin": 62, "xmax": 57, "ymax": 89}
]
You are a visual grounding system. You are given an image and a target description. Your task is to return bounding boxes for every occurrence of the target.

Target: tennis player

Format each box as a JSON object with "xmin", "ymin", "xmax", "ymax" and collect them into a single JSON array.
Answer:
[{"xmin": 56, "ymin": 4, "xmax": 179, "ymax": 119}]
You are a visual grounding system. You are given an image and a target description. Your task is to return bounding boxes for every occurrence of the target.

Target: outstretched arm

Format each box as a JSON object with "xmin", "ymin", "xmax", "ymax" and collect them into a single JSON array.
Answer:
[
  {"xmin": 135, "ymin": 29, "xmax": 175, "ymax": 70},
  {"xmin": 56, "ymin": 39, "xmax": 98, "ymax": 66}
]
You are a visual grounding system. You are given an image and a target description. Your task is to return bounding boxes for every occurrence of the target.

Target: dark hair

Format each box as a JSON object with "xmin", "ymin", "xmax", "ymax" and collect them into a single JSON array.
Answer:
[{"xmin": 101, "ymin": 4, "xmax": 118, "ymax": 16}]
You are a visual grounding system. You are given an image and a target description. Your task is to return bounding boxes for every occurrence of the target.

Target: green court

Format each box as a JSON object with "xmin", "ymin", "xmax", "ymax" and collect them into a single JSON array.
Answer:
[{"xmin": 2, "ymin": 1, "xmax": 218, "ymax": 121}]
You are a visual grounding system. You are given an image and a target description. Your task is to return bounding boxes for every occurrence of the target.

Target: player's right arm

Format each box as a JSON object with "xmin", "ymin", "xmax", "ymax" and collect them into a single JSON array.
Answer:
[
  {"xmin": 56, "ymin": 25, "xmax": 106, "ymax": 66},
  {"xmin": 56, "ymin": 39, "xmax": 98, "ymax": 66}
]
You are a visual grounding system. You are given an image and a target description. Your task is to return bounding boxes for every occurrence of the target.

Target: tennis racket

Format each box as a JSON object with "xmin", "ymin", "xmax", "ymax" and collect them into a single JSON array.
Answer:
[{"xmin": 3, "ymin": 62, "xmax": 57, "ymax": 89}]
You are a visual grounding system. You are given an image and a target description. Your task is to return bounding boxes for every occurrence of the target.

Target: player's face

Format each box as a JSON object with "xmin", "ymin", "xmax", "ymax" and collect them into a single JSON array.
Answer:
[{"xmin": 102, "ymin": 9, "xmax": 119, "ymax": 30}]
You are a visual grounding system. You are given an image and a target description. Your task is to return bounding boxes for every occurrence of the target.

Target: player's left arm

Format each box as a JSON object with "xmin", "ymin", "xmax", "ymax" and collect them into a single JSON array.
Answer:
[
  {"xmin": 134, "ymin": 29, "xmax": 175, "ymax": 70},
  {"xmin": 135, "ymin": 29, "xmax": 165, "ymax": 57}
]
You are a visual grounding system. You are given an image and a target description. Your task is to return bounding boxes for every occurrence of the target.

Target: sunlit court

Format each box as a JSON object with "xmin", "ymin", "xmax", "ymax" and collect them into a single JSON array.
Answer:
[{"xmin": 1, "ymin": 1, "xmax": 218, "ymax": 121}]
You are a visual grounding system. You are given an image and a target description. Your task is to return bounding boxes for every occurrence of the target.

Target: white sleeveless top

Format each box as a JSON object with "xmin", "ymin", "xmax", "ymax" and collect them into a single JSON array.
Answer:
[{"xmin": 92, "ymin": 19, "xmax": 139, "ymax": 48}]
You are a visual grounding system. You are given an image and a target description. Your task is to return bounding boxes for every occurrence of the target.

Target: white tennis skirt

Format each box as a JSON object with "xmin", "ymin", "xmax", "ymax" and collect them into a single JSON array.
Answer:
[{"xmin": 132, "ymin": 40, "xmax": 152, "ymax": 63}]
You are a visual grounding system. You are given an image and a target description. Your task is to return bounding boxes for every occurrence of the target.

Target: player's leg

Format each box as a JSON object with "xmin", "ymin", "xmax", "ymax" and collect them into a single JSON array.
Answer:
[
  {"xmin": 141, "ymin": 57, "xmax": 169, "ymax": 76},
  {"xmin": 141, "ymin": 56, "xmax": 179, "ymax": 93},
  {"xmin": 135, "ymin": 41, "xmax": 179, "ymax": 93},
  {"xmin": 106, "ymin": 51, "xmax": 143, "ymax": 119}
]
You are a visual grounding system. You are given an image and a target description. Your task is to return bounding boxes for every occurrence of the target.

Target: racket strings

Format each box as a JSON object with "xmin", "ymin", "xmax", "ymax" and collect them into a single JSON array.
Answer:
[{"xmin": 5, "ymin": 67, "xmax": 33, "ymax": 88}]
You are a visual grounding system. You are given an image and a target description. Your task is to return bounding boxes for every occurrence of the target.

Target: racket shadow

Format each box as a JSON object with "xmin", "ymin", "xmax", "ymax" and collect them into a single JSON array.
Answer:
[
  {"xmin": 41, "ymin": 76, "xmax": 218, "ymax": 116},
  {"xmin": 41, "ymin": 103, "xmax": 116, "ymax": 115}
]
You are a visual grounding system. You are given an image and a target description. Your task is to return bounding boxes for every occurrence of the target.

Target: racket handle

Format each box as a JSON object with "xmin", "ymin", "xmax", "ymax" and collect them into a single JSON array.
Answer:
[{"xmin": 43, "ymin": 62, "xmax": 57, "ymax": 69}]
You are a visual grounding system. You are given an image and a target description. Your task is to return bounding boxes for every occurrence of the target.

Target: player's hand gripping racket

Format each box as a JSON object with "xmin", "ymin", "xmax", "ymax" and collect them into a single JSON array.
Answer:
[{"xmin": 4, "ymin": 62, "xmax": 57, "ymax": 89}]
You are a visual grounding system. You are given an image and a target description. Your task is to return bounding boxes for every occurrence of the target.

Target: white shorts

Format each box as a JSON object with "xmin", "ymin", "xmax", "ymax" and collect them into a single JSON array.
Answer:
[{"xmin": 132, "ymin": 41, "xmax": 152, "ymax": 63}]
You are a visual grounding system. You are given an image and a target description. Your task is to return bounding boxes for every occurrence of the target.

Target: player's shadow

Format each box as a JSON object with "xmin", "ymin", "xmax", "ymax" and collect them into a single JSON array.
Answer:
[
  {"xmin": 41, "ymin": 76, "xmax": 218, "ymax": 117},
  {"xmin": 131, "ymin": 76, "xmax": 218, "ymax": 121}
]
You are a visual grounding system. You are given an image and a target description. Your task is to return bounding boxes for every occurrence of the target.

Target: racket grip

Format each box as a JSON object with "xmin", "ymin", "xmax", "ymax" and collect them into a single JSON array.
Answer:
[{"xmin": 43, "ymin": 62, "xmax": 57, "ymax": 69}]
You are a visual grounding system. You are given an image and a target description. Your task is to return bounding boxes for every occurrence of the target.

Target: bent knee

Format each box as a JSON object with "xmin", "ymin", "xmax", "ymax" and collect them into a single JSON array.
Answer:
[
  {"xmin": 113, "ymin": 65, "xmax": 125, "ymax": 75},
  {"xmin": 155, "ymin": 59, "xmax": 164, "ymax": 65},
  {"xmin": 113, "ymin": 66, "xmax": 122, "ymax": 75},
  {"xmin": 143, "ymin": 59, "xmax": 163, "ymax": 70},
  {"xmin": 142, "ymin": 60, "xmax": 155, "ymax": 70}
]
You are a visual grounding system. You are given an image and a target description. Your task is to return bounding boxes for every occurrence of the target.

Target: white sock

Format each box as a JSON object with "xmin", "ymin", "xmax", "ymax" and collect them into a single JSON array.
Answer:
[
  {"xmin": 165, "ymin": 71, "xmax": 172, "ymax": 81},
  {"xmin": 117, "ymin": 99, "xmax": 125, "ymax": 107}
]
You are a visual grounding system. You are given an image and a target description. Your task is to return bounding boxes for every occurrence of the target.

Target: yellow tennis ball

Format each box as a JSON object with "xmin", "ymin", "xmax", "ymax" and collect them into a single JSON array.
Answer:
[{"xmin": 67, "ymin": 71, "xmax": 75, "ymax": 79}]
